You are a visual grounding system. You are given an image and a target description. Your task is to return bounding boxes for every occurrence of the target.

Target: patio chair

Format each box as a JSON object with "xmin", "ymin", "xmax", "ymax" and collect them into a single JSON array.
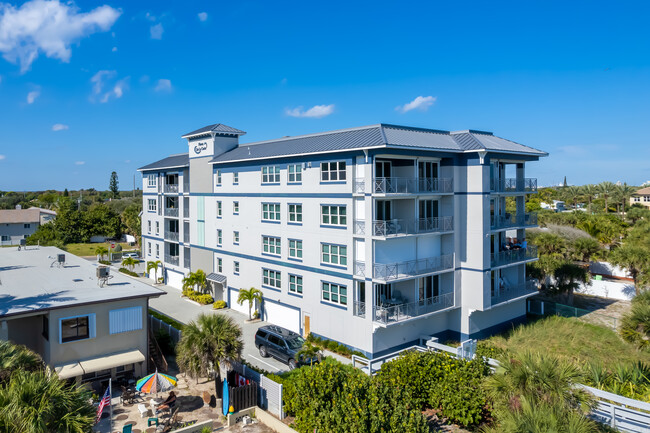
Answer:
[
  {"xmin": 155, "ymin": 391, "xmax": 176, "ymax": 415},
  {"xmin": 120, "ymin": 386, "xmax": 135, "ymax": 405},
  {"xmin": 160, "ymin": 408, "xmax": 180, "ymax": 433},
  {"xmin": 122, "ymin": 424, "xmax": 133, "ymax": 433}
]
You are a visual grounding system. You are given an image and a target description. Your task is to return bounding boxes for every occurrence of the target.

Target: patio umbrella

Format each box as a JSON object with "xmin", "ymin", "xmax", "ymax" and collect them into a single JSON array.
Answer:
[{"xmin": 135, "ymin": 370, "xmax": 177, "ymax": 394}]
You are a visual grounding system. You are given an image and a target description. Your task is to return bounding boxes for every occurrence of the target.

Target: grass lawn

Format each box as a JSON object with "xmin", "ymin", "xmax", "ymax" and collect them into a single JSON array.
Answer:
[
  {"xmin": 65, "ymin": 242, "xmax": 137, "ymax": 257},
  {"xmin": 479, "ymin": 315, "xmax": 650, "ymax": 369}
]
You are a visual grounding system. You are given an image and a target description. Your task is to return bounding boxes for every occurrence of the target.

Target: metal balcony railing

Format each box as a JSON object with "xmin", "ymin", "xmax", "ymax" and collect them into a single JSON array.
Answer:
[
  {"xmin": 164, "ymin": 207, "xmax": 179, "ymax": 217},
  {"xmin": 354, "ymin": 216, "xmax": 454, "ymax": 237},
  {"xmin": 372, "ymin": 292, "xmax": 454, "ymax": 325},
  {"xmin": 164, "ymin": 184, "xmax": 179, "ymax": 193},
  {"xmin": 164, "ymin": 254, "xmax": 179, "ymax": 266},
  {"xmin": 490, "ymin": 177, "xmax": 537, "ymax": 193},
  {"xmin": 491, "ymin": 212, "xmax": 538, "ymax": 230},
  {"xmin": 164, "ymin": 231, "xmax": 179, "ymax": 242},
  {"xmin": 491, "ymin": 245, "xmax": 538, "ymax": 268},
  {"xmin": 370, "ymin": 254, "xmax": 454, "ymax": 281},
  {"xmin": 354, "ymin": 177, "xmax": 453, "ymax": 194},
  {"xmin": 354, "ymin": 261, "xmax": 366, "ymax": 278},
  {"xmin": 491, "ymin": 280, "xmax": 538, "ymax": 306},
  {"xmin": 353, "ymin": 301, "xmax": 366, "ymax": 318}
]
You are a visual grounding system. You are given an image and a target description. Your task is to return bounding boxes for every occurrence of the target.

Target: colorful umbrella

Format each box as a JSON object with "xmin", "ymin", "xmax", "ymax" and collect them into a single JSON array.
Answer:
[{"xmin": 136, "ymin": 370, "xmax": 177, "ymax": 394}]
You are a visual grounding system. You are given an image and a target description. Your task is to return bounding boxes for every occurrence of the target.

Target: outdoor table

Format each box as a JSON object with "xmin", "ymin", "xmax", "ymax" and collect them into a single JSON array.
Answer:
[{"xmin": 150, "ymin": 397, "xmax": 163, "ymax": 411}]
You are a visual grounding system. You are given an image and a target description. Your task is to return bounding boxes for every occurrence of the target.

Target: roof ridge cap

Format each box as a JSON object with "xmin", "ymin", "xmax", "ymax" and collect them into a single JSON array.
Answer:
[{"xmin": 239, "ymin": 124, "xmax": 382, "ymax": 147}]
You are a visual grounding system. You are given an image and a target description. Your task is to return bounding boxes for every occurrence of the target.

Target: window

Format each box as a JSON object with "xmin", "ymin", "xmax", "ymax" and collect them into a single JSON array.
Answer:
[
  {"xmin": 147, "ymin": 220, "xmax": 151, "ymax": 234},
  {"xmin": 155, "ymin": 221, "xmax": 160, "ymax": 235},
  {"xmin": 217, "ymin": 229, "xmax": 222, "ymax": 247},
  {"xmin": 322, "ymin": 282, "xmax": 347, "ymax": 305},
  {"xmin": 288, "ymin": 164, "xmax": 302, "ymax": 183},
  {"xmin": 288, "ymin": 204, "xmax": 302, "ymax": 223},
  {"xmin": 233, "ymin": 172, "xmax": 239, "ymax": 183},
  {"xmin": 148, "ymin": 199, "xmax": 157, "ymax": 212},
  {"xmin": 217, "ymin": 201, "xmax": 222, "ymax": 218},
  {"xmin": 24, "ymin": 223, "xmax": 31, "ymax": 229},
  {"xmin": 147, "ymin": 174, "xmax": 157, "ymax": 187},
  {"xmin": 263, "ymin": 269, "xmax": 281, "ymax": 289},
  {"xmin": 262, "ymin": 203, "xmax": 281, "ymax": 221},
  {"xmin": 289, "ymin": 275, "xmax": 303, "ymax": 294},
  {"xmin": 156, "ymin": 244, "xmax": 160, "ymax": 258},
  {"xmin": 216, "ymin": 170, "xmax": 222, "ymax": 186},
  {"xmin": 289, "ymin": 239, "xmax": 303, "ymax": 259},
  {"xmin": 60, "ymin": 316, "xmax": 91, "ymax": 343},
  {"xmin": 233, "ymin": 201, "xmax": 239, "ymax": 214},
  {"xmin": 262, "ymin": 236, "xmax": 281, "ymax": 255},
  {"xmin": 234, "ymin": 261, "xmax": 240, "ymax": 274},
  {"xmin": 321, "ymin": 161, "xmax": 346, "ymax": 182},
  {"xmin": 148, "ymin": 242, "xmax": 151, "ymax": 255},
  {"xmin": 262, "ymin": 166, "xmax": 280, "ymax": 183},
  {"xmin": 217, "ymin": 258, "xmax": 223, "ymax": 273},
  {"xmin": 321, "ymin": 205, "xmax": 347, "ymax": 226},
  {"xmin": 1, "ymin": 235, "xmax": 8, "ymax": 241},
  {"xmin": 233, "ymin": 231, "xmax": 240, "ymax": 244},
  {"xmin": 321, "ymin": 243, "xmax": 347, "ymax": 266}
]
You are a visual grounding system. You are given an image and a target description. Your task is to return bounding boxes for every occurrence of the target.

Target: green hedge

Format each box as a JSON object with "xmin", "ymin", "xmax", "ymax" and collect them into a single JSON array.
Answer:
[
  {"xmin": 148, "ymin": 309, "xmax": 184, "ymax": 331},
  {"xmin": 306, "ymin": 334, "xmax": 364, "ymax": 358},
  {"xmin": 182, "ymin": 289, "xmax": 214, "ymax": 305},
  {"xmin": 118, "ymin": 267, "xmax": 138, "ymax": 277}
]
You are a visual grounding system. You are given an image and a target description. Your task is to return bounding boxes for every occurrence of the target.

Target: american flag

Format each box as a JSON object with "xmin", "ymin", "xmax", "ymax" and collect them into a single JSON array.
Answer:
[{"xmin": 95, "ymin": 384, "xmax": 111, "ymax": 424}]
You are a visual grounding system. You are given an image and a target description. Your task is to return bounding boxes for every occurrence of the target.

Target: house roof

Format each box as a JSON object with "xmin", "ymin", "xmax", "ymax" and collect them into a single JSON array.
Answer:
[
  {"xmin": 634, "ymin": 187, "xmax": 650, "ymax": 195},
  {"xmin": 138, "ymin": 153, "xmax": 189, "ymax": 172},
  {"xmin": 210, "ymin": 123, "xmax": 547, "ymax": 164},
  {"xmin": 0, "ymin": 207, "xmax": 56, "ymax": 224},
  {"xmin": 181, "ymin": 123, "xmax": 246, "ymax": 139},
  {"xmin": 0, "ymin": 246, "xmax": 165, "ymax": 318}
]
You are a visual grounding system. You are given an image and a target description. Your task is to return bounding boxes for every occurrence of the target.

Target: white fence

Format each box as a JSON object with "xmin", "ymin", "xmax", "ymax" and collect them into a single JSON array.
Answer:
[
  {"xmin": 148, "ymin": 315, "xmax": 182, "ymax": 345},
  {"xmin": 230, "ymin": 361, "xmax": 284, "ymax": 419}
]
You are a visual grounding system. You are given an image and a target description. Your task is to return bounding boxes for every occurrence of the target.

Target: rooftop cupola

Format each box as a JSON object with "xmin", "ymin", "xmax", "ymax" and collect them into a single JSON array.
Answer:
[{"xmin": 181, "ymin": 123, "xmax": 246, "ymax": 159}]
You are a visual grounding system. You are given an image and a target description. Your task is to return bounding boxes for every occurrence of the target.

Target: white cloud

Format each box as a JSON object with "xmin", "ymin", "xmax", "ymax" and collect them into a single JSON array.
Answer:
[
  {"xmin": 395, "ymin": 95, "xmax": 437, "ymax": 113},
  {"xmin": 150, "ymin": 23, "xmax": 164, "ymax": 39},
  {"xmin": 0, "ymin": 0, "xmax": 121, "ymax": 73},
  {"xmin": 26, "ymin": 89, "xmax": 40, "ymax": 104},
  {"xmin": 125, "ymin": 159, "xmax": 130, "ymax": 163},
  {"xmin": 90, "ymin": 70, "xmax": 128, "ymax": 103},
  {"xmin": 112, "ymin": 46, "xmax": 117, "ymax": 52},
  {"xmin": 197, "ymin": 12, "xmax": 208, "ymax": 21},
  {"xmin": 52, "ymin": 123, "xmax": 68, "ymax": 131},
  {"xmin": 285, "ymin": 104, "xmax": 335, "ymax": 119},
  {"xmin": 75, "ymin": 161, "xmax": 85, "ymax": 165},
  {"xmin": 154, "ymin": 78, "xmax": 172, "ymax": 92},
  {"xmin": 0, "ymin": 155, "xmax": 5, "ymax": 161}
]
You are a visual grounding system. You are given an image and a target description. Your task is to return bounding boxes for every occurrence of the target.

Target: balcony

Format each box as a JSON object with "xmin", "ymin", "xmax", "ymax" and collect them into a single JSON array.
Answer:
[
  {"xmin": 490, "ymin": 177, "xmax": 537, "ymax": 193},
  {"xmin": 491, "ymin": 212, "xmax": 537, "ymax": 230},
  {"xmin": 164, "ymin": 207, "xmax": 179, "ymax": 217},
  {"xmin": 353, "ymin": 301, "xmax": 366, "ymax": 318},
  {"xmin": 164, "ymin": 254, "xmax": 179, "ymax": 266},
  {"xmin": 355, "ymin": 254, "xmax": 454, "ymax": 281},
  {"xmin": 370, "ymin": 292, "xmax": 455, "ymax": 325},
  {"xmin": 353, "ymin": 216, "xmax": 453, "ymax": 237},
  {"xmin": 164, "ymin": 184, "xmax": 179, "ymax": 193},
  {"xmin": 353, "ymin": 177, "xmax": 453, "ymax": 195},
  {"xmin": 491, "ymin": 280, "xmax": 538, "ymax": 306},
  {"xmin": 491, "ymin": 245, "xmax": 538, "ymax": 268},
  {"xmin": 164, "ymin": 231, "xmax": 179, "ymax": 242}
]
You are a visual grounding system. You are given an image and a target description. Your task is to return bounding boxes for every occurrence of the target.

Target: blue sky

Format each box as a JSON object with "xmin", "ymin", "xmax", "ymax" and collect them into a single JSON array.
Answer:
[{"xmin": 1, "ymin": 0, "xmax": 649, "ymax": 191}]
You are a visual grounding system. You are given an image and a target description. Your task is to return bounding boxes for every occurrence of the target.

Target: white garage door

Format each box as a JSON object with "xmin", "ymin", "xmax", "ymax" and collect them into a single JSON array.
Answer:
[
  {"xmin": 263, "ymin": 302, "xmax": 300, "ymax": 334},
  {"xmin": 166, "ymin": 270, "xmax": 184, "ymax": 290},
  {"xmin": 229, "ymin": 288, "xmax": 248, "ymax": 315}
]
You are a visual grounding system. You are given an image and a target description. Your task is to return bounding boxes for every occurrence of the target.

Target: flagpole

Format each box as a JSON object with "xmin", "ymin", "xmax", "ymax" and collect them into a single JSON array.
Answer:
[{"xmin": 109, "ymin": 378, "xmax": 113, "ymax": 433}]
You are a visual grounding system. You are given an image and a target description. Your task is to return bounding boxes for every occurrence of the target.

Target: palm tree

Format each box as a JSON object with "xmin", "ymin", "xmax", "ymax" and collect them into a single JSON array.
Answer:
[
  {"xmin": 94, "ymin": 245, "xmax": 108, "ymax": 261},
  {"xmin": 580, "ymin": 184, "xmax": 597, "ymax": 214},
  {"xmin": 597, "ymin": 181, "xmax": 616, "ymax": 213},
  {"xmin": 296, "ymin": 343, "xmax": 321, "ymax": 369},
  {"xmin": 121, "ymin": 256, "xmax": 139, "ymax": 271},
  {"xmin": 532, "ymin": 232, "xmax": 566, "ymax": 258},
  {"xmin": 0, "ymin": 341, "xmax": 43, "ymax": 384},
  {"xmin": 609, "ymin": 244, "xmax": 650, "ymax": 295},
  {"xmin": 570, "ymin": 237, "xmax": 601, "ymax": 263},
  {"xmin": 562, "ymin": 186, "xmax": 582, "ymax": 210},
  {"xmin": 618, "ymin": 183, "xmax": 636, "ymax": 215},
  {"xmin": 619, "ymin": 291, "xmax": 650, "ymax": 350},
  {"xmin": 237, "ymin": 287, "xmax": 263, "ymax": 320},
  {"xmin": 553, "ymin": 262, "xmax": 591, "ymax": 305},
  {"xmin": 176, "ymin": 313, "xmax": 243, "ymax": 390},
  {"xmin": 0, "ymin": 369, "xmax": 95, "ymax": 433},
  {"xmin": 182, "ymin": 269, "xmax": 208, "ymax": 294},
  {"xmin": 146, "ymin": 260, "xmax": 162, "ymax": 282}
]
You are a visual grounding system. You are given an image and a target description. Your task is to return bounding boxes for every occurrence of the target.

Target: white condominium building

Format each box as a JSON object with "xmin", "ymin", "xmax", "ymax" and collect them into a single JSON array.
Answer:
[{"xmin": 139, "ymin": 123, "xmax": 546, "ymax": 358}]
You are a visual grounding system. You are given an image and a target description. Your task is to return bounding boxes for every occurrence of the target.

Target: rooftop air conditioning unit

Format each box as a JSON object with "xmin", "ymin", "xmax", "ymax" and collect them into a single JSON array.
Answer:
[
  {"xmin": 57, "ymin": 254, "xmax": 65, "ymax": 264},
  {"xmin": 96, "ymin": 266, "xmax": 110, "ymax": 278}
]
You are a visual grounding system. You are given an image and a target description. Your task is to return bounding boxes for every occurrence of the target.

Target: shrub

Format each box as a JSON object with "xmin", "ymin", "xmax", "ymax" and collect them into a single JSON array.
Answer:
[
  {"xmin": 326, "ymin": 339, "xmax": 338, "ymax": 351},
  {"xmin": 148, "ymin": 309, "xmax": 184, "ymax": 331},
  {"xmin": 154, "ymin": 329, "xmax": 175, "ymax": 355},
  {"xmin": 99, "ymin": 260, "xmax": 111, "ymax": 265},
  {"xmin": 182, "ymin": 289, "xmax": 214, "ymax": 305},
  {"xmin": 213, "ymin": 300, "xmax": 227, "ymax": 309},
  {"xmin": 118, "ymin": 267, "xmax": 138, "ymax": 277}
]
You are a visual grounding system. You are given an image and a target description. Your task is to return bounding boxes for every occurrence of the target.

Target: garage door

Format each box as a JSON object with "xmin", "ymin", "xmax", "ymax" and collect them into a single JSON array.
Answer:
[
  {"xmin": 165, "ymin": 269, "xmax": 184, "ymax": 290},
  {"xmin": 229, "ymin": 288, "xmax": 248, "ymax": 315},
  {"xmin": 263, "ymin": 302, "xmax": 301, "ymax": 334}
]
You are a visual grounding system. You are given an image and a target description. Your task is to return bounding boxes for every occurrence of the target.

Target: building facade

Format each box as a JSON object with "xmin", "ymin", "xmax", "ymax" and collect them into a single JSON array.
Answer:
[
  {"xmin": 139, "ymin": 123, "xmax": 547, "ymax": 358},
  {"xmin": 630, "ymin": 187, "xmax": 650, "ymax": 209},
  {"xmin": 0, "ymin": 207, "xmax": 56, "ymax": 245}
]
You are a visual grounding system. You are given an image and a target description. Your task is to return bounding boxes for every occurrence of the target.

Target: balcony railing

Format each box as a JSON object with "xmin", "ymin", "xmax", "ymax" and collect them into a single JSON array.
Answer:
[
  {"xmin": 164, "ymin": 207, "xmax": 179, "ymax": 217},
  {"xmin": 354, "ymin": 216, "xmax": 453, "ymax": 237},
  {"xmin": 490, "ymin": 177, "xmax": 537, "ymax": 193},
  {"xmin": 491, "ymin": 212, "xmax": 537, "ymax": 230},
  {"xmin": 164, "ymin": 231, "xmax": 179, "ymax": 242},
  {"xmin": 164, "ymin": 254, "xmax": 179, "ymax": 266},
  {"xmin": 164, "ymin": 184, "xmax": 179, "ymax": 193},
  {"xmin": 183, "ymin": 256, "xmax": 191, "ymax": 269},
  {"xmin": 355, "ymin": 254, "xmax": 454, "ymax": 281},
  {"xmin": 354, "ymin": 177, "xmax": 453, "ymax": 194},
  {"xmin": 491, "ymin": 245, "xmax": 538, "ymax": 268},
  {"xmin": 491, "ymin": 280, "xmax": 538, "ymax": 306},
  {"xmin": 353, "ymin": 301, "xmax": 366, "ymax": 318},
  {"xmin": 372, "ymin": 292, "xmax": 454, "ymax": 325}
]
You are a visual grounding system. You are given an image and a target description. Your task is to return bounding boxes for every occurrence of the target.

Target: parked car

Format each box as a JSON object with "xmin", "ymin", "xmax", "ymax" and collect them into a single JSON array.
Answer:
[
  {"xmin": 254, "ymin": 325, "xmax": 317, "ymax": 369},
  {"xmin": 122, "ymin": 252, "xmax": 140, "ymax": 259}
]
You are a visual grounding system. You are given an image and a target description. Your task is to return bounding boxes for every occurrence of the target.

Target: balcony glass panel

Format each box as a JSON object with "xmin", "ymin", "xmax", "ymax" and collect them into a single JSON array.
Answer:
[
  {"xmin": 491, "ymin": 245, "xmax": 538, "ymax": 267},
  {"xmin": 372, "ymin": 292, "xmax": 454, "ymax": 325},
  {"xmin": 164, "ymin": 231, "xmax": 179, "ymax": 242},
  {"xmin": 164, "ymin": 254, "xmax": 179, "ymax": 266},
  {"xmin": 491, "ymin": 280, "xmax": 538, "ymax": 306},
  {"xmin": 491, "ymin": 213, "xmax": 537, "ymax": 230},
  {"xmin": 490, "ymin": 178, "xmax": 537, "ymax": 193},
  {"xmin": 373, "ymin": 254, "xmax": 454, "ymax": 281}
]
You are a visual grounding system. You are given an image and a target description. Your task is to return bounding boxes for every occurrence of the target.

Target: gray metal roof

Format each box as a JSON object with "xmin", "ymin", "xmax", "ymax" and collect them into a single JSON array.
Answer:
[
  {"xmin": 138, "ymin": 153, "xmax": 189, "ymax": 172},
  {"xmin": 182, "ymin": 123, "xmax": 246, "ymax": 139},
  {"xmin": 210, "ymin": 124, "xmax": 546, "ymax": 164},
  {"xmin": 0, "ymin": 247, "xmax": 164, "ymax": 318},
  {"xmin": 206, "ymin": 273, "xmax": 227, "ymax": 284}
]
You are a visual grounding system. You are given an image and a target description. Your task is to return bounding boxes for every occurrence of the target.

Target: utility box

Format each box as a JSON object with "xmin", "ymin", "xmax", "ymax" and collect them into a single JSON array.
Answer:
[
  {"xmin": 97, "ymin": 266, "xmax": 110, "ymax": 278},
  {"xmin": 57, "ymin": 254, "xmax": 65, "ymax": 264}
]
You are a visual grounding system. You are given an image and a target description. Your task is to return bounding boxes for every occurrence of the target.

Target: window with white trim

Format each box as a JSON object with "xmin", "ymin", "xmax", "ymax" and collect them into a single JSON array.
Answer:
[
  {"xmin": 289, "ymin": 275, "xmax": 303, "ymax": 294},
  {"xmin": 217, "ymin": 201, "xmax": 222, "ymax": 218},
  {"xmin": 148, "ymin": 199, "xmax": 157, "ymax": 211},
  {"xmin": 233, "ymin": 231, "xmax": 239, "ymax": 244},
  {"xmin": 262, "ymin": 203, "xmax": 281, "ymax": 221},
  {"xmin": 147, "ymin": 174, "xmax": 157, "ymax": 187},
  {"xmin": 263, "ymin": 269, "xmax": 281, "ymax": 289},
  {"xmin": 233, "ymin": 201, "xmax": 239, "ymax": 214},
  {"xmin": 155, "ymin": 221, "xmax": 159, "ymax": 235},
  {"xmin": 321, "ymin": 205, "xmax": 347, "ymax": 226},
  {"xmin": 147, "ymin": 221, "xmax": 151, "ymax": 234},
  {"xmin": 321, "ymin": 243, "xmax": 347, "ymax": 266},
  {"xmin": 262, "ymin": 166, "xmax": 280, "ymax": 184},
  {"xmin": 234, "ymin": 261, "xmax": 240, "ymax": 274},
  {"xmin": 233, "ymin": 172, "xmax": 239, "ymax": 184},
  {"xmin": 60, "ymin": 314, "xmax": 95, "ymax": 343},
  {"xmin": 217, "ymin": 258, "xmax": 223, "ymax": 273},
  {"xmin": 289, "ymin": 239, "xmax": 303, "ymax": 259},
  {"xmin": 148, "ymin": 242, "xmax": 151, "ymax": 255},
  {"xmin": 288, "ymin": 204, "xmax": 302, "ymax": 223},
  {"xmin": 1, "ymin": 235, "xmax": 8, "ymax": 241},
  {"xmin": 321, "ymin": 161, "xmax": 346, "ymax": 182},
  {"xmin": 216, "ymin": 170, "xmax": 222, "ymax": 186},
  {"xmin": 322, "ymin": 282, "xmax": 347, "ymax": 305},
  {"xmin": 217, "ymin": 229, "xmax": 222, "ymax": 247},
  {"xmin": 156, "ymin": 244, "xmax": 160, "ymax": 258},
  {"xmin": 262, "ymin": 236, "xmax": 281, "ymax": 255},
  {"xmin": 288, "ymin": 164, "xmax": 302, "ymax": 183}
]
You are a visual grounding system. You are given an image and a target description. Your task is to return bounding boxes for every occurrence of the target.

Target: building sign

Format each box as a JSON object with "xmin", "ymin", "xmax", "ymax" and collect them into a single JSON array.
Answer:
[{"xmin": 193, "ymin": 141, "xmax": 208, "ymax": 155}]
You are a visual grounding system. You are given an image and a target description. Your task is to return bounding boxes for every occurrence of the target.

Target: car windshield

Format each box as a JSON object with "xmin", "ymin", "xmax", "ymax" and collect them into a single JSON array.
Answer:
[{"xmin": 286, "ymin": 336, "xmax": 305, "ymax": 350}]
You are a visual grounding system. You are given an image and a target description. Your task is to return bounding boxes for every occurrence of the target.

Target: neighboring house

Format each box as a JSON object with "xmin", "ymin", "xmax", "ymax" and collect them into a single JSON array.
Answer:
[
  {"xmin": 138, "ymin": 122, "xmax": 547, "ymax": 358},
  {"xmin": 630, "ymin": 187, "xmax": 650, "ymax": 209},
  {"xmin": 540, "ymin": 200, "xmax": 566, "ymax": 212},
  {"xmin": 0, "ymin": 206, "xmax": 56, "ymax": 245},
  {"xmin": 0, "ymin": 246, "xmax": 165, "ymax": 385}
]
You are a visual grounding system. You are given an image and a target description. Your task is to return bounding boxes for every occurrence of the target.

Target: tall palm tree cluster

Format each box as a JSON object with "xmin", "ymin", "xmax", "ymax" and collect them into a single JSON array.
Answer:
[
  {"xmin": 0, "ymin": 341, "xmax": 95, "ymax": 432},
  {"xmin": 182, "ymin": 269, "xmax": 208, "ymax": 295},
  {"xmin": 560, "ymin": 181, "xmax": 637, "ymax": 214}
]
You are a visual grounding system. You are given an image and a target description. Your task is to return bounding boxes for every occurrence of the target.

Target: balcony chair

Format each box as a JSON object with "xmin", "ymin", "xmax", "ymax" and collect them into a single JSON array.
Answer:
[{"xmin": 391, "ymin": 290, "xmax": 405, "ymax": 304}]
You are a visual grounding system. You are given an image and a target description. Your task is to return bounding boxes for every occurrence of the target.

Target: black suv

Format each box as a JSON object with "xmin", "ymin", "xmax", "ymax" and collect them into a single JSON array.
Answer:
[{"xmin": 254, "ymin": 325, "xmax": 316, "ymax": 370}]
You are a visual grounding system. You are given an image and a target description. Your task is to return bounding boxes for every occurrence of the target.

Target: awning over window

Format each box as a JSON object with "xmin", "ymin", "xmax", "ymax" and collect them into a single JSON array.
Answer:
[
  {"xmin": 54, "ymin": 349, "xmax": 145, "ymax": 379},
  {"xmin": 206, "ymin": 273, "xmax": 227, "ymax": 284}
]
